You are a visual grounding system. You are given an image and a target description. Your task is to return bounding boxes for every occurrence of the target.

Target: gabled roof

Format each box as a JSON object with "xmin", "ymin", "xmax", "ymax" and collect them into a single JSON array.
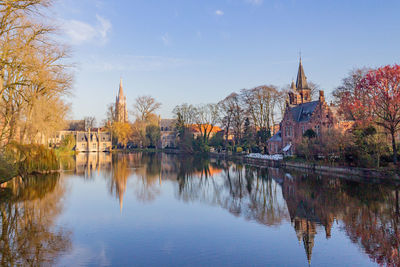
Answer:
[
  {"xmin": 269, "ymin": 130, "xmax": 282, "ymax": 142},
  {"xmin": 289, "ymin": 101, "xmax": 319, "ymax": 122},
  {"xmin": 296, "ymin": 58, "xmax": 309, "ymax": 90}
]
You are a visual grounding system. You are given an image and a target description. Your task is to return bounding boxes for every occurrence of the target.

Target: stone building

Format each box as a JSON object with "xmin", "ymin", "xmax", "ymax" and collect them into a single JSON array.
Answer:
[
  {"xmin": 159, "ymin": 119, "xmax": 177, "ymax": 148},
  {"xmin": 115, "ymin": 79, "xmax": 128, "ymax": 123},
  {"xmin": 268, "ymin": 59, "xmax": 337, "ymax": 155},
  {"xmin": 75, "ymin": 129, "xmax": 112, "ymax": 152}
]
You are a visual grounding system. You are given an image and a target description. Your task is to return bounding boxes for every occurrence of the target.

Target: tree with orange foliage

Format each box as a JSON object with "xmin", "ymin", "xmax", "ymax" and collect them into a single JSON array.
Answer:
[{"xmin": 346, "ymin": 65, "xmax": 400, "ymax": 164}]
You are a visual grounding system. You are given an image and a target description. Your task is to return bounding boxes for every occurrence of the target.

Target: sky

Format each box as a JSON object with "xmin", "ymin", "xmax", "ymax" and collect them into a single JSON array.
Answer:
[{"xmin": 51, "ymin": 0, "xmax": 400, "ymax": 122}]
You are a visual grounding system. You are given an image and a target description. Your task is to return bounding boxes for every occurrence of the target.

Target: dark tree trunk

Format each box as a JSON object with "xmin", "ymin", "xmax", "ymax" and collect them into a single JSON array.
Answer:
[{"xmin": 391, "ymin": 130, "xmax": 398, "ymax": 164}]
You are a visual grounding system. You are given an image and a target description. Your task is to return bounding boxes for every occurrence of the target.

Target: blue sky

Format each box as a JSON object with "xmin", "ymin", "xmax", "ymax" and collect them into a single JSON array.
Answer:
[{"xmin": 53, "ymin": 0, "xmax": 400, "ymax": 122}]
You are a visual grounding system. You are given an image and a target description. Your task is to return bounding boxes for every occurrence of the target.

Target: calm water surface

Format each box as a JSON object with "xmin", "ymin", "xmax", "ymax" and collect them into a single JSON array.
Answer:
[{"xmin": 1, "ymin": 152, "xmax": 399, "ymax": 266}]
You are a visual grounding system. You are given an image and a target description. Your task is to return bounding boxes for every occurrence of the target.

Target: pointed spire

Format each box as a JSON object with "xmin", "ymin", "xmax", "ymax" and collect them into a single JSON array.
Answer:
[
  {"xmin": 118, "ymin": 78, "xmax": 124, "ymax": 99},
  {"xmin": 290, "ymin": 79, "xmax": 296, "ymax": 91},
  {"xmin": 296, "ymin": 57, "xmax": 309, "ymax": 90}
]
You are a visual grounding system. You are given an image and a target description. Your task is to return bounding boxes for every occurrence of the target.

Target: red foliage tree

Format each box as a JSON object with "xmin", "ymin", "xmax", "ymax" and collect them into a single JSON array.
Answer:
[{"xmin": 347, "ymin": 65, "xmax": 400, "ymax": 164}]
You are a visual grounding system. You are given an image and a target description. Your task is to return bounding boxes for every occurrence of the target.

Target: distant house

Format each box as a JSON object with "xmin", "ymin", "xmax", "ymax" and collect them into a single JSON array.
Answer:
[
  {"xmin": 75, "ymin": 129, "xmax": 112, "ymax": 152},
  {"xmin": 160, "ymin": 119, "xmax": 177, "ymax": 148},
  {"xmin": 50, "ymin": 128, "xmax": 112, "ymax": 152},
  {"xmin": 268, "ymin": 59, "xmax": 349, "ymax": 155}
]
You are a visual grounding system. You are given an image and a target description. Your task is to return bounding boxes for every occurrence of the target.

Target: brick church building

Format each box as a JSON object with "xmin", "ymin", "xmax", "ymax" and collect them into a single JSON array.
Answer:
[{"xmin": 268, "ymin": 59, "xmax": 338, "ymax": 155}]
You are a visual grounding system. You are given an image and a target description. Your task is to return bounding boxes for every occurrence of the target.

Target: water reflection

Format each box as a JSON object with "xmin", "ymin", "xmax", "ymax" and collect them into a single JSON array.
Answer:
[
  {"xmin": 0, "ymin": 174, "xmax": 71, "ymax": 266},
  {"xmin": 103, "ymin": 153, "xmax": 399, "ymax": 266},
  {"xmin": 1, "ymin": 152, "xmax": 400, "ymax": 266}
]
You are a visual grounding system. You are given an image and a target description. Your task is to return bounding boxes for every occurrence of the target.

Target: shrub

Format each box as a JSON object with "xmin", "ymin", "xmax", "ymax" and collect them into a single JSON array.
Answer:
[{"xmin": 6, "ymin": 142, "xmax": 59, "ymax": 175}]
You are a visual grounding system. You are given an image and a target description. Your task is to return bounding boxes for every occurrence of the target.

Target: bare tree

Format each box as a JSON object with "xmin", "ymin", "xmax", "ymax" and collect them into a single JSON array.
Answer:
[
  {"xmin": 84, "ymin": 116, "xmax": 96, "ymax": 130},
  {"xmin": 133, "ymin": 95, "xmax": 161, "ymax": 122},
  {"xmin": 105, "ymin": 103, "xmax": 116, "ymax": 123},
  {"xmin": 173, "ymin": 103, "xmax": 196, "ymax": 126},
  {"xmin": 218, "ymin": 93, "xmax": 237, "ymax": 144},
  {"xmin": 194, "ymin": 103, "xmax": 219, "ymax": 143},
  {"xmin": 308, "ymin": 81, "xmax": 320, "ymax": 100},
  {"xmin": 241, "ymin": 85, "xmax": 279, "ymax": 132}
]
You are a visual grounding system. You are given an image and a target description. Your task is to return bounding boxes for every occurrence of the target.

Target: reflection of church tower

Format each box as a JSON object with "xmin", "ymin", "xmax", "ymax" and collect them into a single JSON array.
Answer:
[
  {"xmin": 294, "ymin": 218, "xmax": 316, "ymax": 265},
  {"xmin": 110, "ymin": 156, "xmax": 130, "ymax": 213},
  {"xmin": 115, "ymin": 79, "xmax": 128, "ymax": 123}
]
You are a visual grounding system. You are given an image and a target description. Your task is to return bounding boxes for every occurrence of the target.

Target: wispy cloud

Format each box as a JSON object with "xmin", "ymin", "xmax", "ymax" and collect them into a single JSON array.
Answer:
[
  {"xmin": 61, "ymin": 14, "xmax": 112, "ymax": 45},
  {"xmin": 246, "ymin": 0, "xmax": 263, "ymax": 5},
  {"xmin": 161, "ymin": 32, "xmax": 171, "ymax": 46},
  {"xmin": 96, "ymin": 15, "xmax": 111, "ymax": 39},
  {"xmin": 83, "ymin": 55, "xmax": 194, "ymax": 72},
  {"xmin": 215, "ymin": 10, "xmax": 224, "ymax": 16}
]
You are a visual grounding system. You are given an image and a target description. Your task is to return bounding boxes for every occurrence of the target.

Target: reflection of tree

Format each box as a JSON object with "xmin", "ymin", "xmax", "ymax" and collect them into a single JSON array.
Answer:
[
  {"xmin": 175, "ymin": 161, "xmax": 289, "ymax": 227},
  {"xmin": 0, "ymin": 174, "xmax": 71, "ymax": 266},
  {"xmin": 342, "ymin": 187, "xmax": 400, "ymax": 266},
  {"xmin": 131, "ymin": 153, "xmax": 162, "ymax": 203}
]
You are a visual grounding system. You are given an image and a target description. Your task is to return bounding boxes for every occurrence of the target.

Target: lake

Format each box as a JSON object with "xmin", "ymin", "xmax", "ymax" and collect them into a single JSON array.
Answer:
[{"xmin": 0, "ymin": 152, "xmax": 399, "ymax": 266}]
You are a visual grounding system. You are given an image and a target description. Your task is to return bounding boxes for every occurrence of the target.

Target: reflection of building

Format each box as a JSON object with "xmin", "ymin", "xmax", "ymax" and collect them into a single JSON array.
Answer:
[
  {"xmin": 280, "ymin": 173, "xmax": 336, "ymax": 265},
  {"xmin": 75, "ymin": 152, "xmax": 112, "ymax": 176},
  {"xmin": 115, "ymin": 79, "xmax": 128, "ymax": 123}
]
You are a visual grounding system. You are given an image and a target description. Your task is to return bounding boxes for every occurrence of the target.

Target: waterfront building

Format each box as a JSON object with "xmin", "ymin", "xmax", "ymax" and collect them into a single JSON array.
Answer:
[
  {"xmin": 75, "ymin": 128, "xmax": 112, "ymax": 152},
  {"xmin": 268, "ymin": 59, "xmax": 341, "ymax": 155},
  {"xmin": 50, "ymin": 127, "xmax": 112, "ymax": 152},
  {"xmin": 115, "ymin": 79, "xmax": 128, "ymax": 123}
]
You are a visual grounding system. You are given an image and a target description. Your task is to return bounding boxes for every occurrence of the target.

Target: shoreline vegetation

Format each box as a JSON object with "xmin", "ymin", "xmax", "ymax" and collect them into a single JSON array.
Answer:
[{"xmin": 1, "ymin": 146, "xmax": 399, "ymax": 185}]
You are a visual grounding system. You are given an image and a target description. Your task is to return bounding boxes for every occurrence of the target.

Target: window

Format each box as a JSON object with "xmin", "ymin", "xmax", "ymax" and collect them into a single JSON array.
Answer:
[
  {"xmin": 93, "ymin": 143, "xmax": 97, "ymax": 149},
  {"xmin": 302, "ymin": 125, "xmax": 306, "ymax": 134},
  {"xmin": 315, "ymin": 125, "xmax": 320, "ymax": 135}
]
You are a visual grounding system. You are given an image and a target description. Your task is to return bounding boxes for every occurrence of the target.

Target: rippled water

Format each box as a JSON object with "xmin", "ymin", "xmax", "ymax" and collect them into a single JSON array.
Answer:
[{"xmin": 0, "ymin": 152, "xmax": 399, "ymax": 266}]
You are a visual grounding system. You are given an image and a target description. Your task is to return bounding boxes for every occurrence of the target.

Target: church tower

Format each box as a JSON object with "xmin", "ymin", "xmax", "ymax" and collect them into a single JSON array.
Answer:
[
  {"xmin": 115, "ymin": 79, "xmax": 128, "ymax": 123},
  {"xmin": 296, "ymin": 58, "xmax": 311, "ymax": 103},
  {"xmin": 288, "ymin": 58, "xmax": 312, "ymax": 106}
]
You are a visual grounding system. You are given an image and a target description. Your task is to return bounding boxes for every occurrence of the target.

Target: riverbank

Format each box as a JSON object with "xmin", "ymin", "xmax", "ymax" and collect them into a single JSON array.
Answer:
[{"xmin": 209, "ymin": 152, "xmax": 400, "ymax": 182}]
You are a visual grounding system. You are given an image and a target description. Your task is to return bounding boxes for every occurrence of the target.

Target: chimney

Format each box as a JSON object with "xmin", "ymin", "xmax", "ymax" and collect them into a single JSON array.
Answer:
[{"xmin": 319, "ymin": 90, "xmax": 325, "ymax": 103}]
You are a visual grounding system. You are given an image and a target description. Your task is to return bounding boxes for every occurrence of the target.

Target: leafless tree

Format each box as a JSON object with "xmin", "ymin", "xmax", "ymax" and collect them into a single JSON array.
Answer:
[
  {"xmin": 241, "ymin": 85, "xmax": 279, "ymax": 133},
  {"xmin": 194, "ymin": 103, "xmax": 219, "ymax": 143},
  {"xmin": 0, "ymin": 0, "xmax": 72, "ymax": 146},
  {"xmin": 173, "ymin": 103, "xmax": 196, "ymax": 126},
  {"xmin": 133, "ymin": 95, "xmax": 161, "ymax": 122},
  {"xmin": 84, "ymin": 116, "xmax": 96, "ymax": 130}
]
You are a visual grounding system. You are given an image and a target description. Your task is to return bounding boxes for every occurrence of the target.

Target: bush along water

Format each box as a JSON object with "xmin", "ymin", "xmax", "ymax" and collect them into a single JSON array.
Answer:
[{"xmin": 6, "ymin": 142, "xmax": 59, "ymax": 176}]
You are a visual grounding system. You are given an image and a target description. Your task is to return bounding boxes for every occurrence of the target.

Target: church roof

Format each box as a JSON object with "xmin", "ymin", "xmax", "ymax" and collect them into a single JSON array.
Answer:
[
  {"xmin": 289, "ymin": 100, "xmax": 319, "ymax": 122},
  {"xmin": 296, "ymin": 58, "xmax": 309, "ymax": 90}
]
